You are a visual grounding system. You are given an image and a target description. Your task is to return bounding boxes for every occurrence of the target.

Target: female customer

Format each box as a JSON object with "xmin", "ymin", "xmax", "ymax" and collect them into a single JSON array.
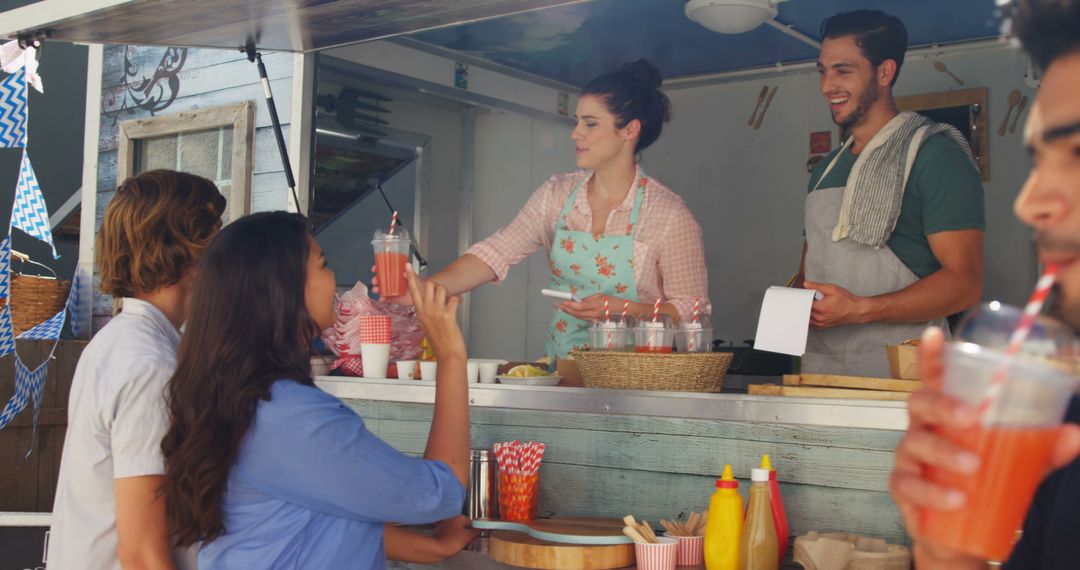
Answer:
[
  {"xmin": 376, "ymin": 60, "xmax": 711, "ymax": 384},
  {"xmin": 162, "ymin": 212, "xmax": 476, "ymax": 568}
]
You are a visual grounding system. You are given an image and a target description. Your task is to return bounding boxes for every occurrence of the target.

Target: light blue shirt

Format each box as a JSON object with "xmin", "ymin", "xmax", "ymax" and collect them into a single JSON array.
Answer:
[{"xmin": 198, "ymin": 380, "xmax": 465, "ymax": 569}]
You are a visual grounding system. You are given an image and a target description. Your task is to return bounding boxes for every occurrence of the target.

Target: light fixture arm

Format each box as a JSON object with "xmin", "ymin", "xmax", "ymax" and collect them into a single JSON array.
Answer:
[{"xmin": 764, "ymin": 18, "xmax": 821, "ymax": 49}]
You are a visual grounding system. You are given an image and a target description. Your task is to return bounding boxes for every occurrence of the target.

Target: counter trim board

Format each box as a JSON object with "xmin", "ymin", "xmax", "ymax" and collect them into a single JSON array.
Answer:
[{"xmin": 315, "ymin": 377, "xmax": 908, "ymax": 431}]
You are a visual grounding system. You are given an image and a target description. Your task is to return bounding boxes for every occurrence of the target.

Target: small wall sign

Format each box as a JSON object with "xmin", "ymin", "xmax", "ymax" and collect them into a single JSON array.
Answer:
[{"xmin": 454, "ymin": 62, "xmax": 469, "ymax": 90}]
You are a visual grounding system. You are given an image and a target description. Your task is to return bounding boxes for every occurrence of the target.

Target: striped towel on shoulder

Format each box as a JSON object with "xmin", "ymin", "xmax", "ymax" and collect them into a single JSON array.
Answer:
[{"xmin": 833, "ymin": 111, "xmax": 975, "ymax": 249}]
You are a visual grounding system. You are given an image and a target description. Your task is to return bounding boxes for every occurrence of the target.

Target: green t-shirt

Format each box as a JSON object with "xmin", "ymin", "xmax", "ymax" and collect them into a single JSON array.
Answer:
[{"xmin": 807, "ymin": 134, "xmax": 986, "ymax": 278}]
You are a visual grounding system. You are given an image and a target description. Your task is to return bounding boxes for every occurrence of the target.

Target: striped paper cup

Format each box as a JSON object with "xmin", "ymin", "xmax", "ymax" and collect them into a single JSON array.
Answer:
[
  {"xmin": 635, "ymin": 537, "xmax": 677, "ymax": 570},
  {"xmin": 674, "ymin": 535, "xmax": 704, "ymax": 566}
]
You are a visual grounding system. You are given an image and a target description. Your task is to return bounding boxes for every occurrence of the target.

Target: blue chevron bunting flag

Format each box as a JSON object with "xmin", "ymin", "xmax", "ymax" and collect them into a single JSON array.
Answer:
[
  {"xmin": 11, "ymin": 152, "xmax": 57, "ymax": 258},
  {"xmin": 0, "ymin": 237, "xmax": 8, "ymax": 300},
  {"xmin": 0, "ymin": 305, "xmax": 13, "ymax": 360},
  {"xmin": 0, "ymin": 355, "xmax": 48, "ymax": 444},
  {"xmin": 17, "ymin": 308, "xmax": 64, "ymax": 340},
  {"xmin": 0, "ymin": 70, "xmax": 26, "ymax": 148}
]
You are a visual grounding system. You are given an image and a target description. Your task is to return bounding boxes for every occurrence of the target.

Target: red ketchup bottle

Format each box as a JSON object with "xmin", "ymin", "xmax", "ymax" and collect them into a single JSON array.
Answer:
[{"xmin": 760, "ymin": 454, "xmax": 789, "ymax": 565}]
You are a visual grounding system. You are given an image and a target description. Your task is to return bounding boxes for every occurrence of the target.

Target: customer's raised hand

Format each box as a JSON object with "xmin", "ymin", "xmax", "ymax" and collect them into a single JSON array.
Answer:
[{"xmin": 407, "ymin": 264, "xmax": 466, "ymax": 361}]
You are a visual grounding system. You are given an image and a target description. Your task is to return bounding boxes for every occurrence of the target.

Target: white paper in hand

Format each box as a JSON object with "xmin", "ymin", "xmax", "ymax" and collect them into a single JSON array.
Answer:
[{"xmin": 754, "ymin": 286, "xmax": 818, "ymax": 356}]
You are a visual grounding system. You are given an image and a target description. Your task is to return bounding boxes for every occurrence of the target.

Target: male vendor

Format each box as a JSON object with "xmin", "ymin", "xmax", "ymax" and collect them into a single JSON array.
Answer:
[{"xmin": 797, "ymin": 10, "xmax": 985, "ymax": 376}]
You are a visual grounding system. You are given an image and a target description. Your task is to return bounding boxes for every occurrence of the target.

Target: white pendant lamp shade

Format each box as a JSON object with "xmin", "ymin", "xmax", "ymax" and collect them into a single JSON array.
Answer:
[{"xmin": 685, "ymin": 0, "xmax": 778, "ymax": 34}]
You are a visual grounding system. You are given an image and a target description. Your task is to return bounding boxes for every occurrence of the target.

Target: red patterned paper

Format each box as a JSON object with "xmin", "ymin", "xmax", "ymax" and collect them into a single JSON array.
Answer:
[{"xmin": 359, "ymin": 315, "xmax": 391, "ymax": 344}]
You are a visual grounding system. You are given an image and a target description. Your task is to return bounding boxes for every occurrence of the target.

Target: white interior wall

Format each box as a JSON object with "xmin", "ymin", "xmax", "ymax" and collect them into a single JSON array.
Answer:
[{"xmin": 468, "ymin": 110, "xmax": 576, "ymax": 360}]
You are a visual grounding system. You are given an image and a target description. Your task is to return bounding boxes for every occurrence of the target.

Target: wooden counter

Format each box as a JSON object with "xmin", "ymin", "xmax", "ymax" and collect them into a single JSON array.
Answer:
[{"xmin": 320, "ymin": 376, "xmax": 909, "ymax": 548}]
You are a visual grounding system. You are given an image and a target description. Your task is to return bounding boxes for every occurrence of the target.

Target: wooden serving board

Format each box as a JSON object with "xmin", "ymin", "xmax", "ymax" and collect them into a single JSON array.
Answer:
[
  {"xmin": 484, "ymin": 517, "xmax": 635, "ymax": 570},
  {"xmin": 750, "ymin": 384, "xmax": 911, "ymax": 401},
  {"xmin": 783, "ymin": 373, "xmax": 923, "ymax": 393}
]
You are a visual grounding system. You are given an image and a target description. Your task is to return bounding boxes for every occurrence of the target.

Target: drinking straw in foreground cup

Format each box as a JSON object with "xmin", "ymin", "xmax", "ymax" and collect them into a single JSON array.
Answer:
[{"xmin": 978, "ymin": 265, "xmax": 1058, "ymax": 415}]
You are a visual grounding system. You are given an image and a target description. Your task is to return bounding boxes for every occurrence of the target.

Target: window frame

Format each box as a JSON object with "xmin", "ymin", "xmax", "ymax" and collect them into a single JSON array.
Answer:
[{"xmin": 116, "ymin": 100, "xmax": 255, "ymax": 223}]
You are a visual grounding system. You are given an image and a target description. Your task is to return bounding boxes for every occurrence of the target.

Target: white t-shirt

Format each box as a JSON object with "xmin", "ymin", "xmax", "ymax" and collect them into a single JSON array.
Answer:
[{"xmin": 47, "ymin": 298, "xmax": 194, "ymax": 569}]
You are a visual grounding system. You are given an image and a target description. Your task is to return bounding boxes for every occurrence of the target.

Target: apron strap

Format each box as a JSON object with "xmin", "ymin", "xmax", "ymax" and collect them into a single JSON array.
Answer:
[
  {"xmin": 811, "ymin": 138, "xmax": 854, "ymax": 193},
  {"xmin": 557, "ymin": 173, "xmax": 589, "ymax": 227}
]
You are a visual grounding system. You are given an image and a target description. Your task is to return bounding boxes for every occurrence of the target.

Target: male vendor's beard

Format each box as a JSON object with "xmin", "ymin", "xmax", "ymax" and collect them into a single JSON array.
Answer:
[{"xmin": 836, "ymin": 79, "xmax": 881, "ymax": 129}]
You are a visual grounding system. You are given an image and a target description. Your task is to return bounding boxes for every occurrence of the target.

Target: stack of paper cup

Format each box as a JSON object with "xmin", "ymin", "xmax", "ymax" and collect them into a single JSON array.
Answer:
[{"xmin": 359, "ymin": 315, "xmax": 392, "ymax": 378}]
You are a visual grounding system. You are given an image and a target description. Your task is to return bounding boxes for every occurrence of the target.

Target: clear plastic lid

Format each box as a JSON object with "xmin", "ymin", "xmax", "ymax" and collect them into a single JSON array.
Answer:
[
  {"xmin": 954, "ymin": 301, "xmax": 1079, "ymax": 366},
  {"xmin": 637, "ymin": 313, "xmax": 675, "ymax": 329},
  {"xmin": 591, "ymin": 314, "xmax": 635, "ymax": 330},
  {"xmin": 679, "ymin": 314, "xmax": 712, "ymax": 331},
  {"xmin": 373, "ymin": 227, "xmax": 410, "ymax": 242}
]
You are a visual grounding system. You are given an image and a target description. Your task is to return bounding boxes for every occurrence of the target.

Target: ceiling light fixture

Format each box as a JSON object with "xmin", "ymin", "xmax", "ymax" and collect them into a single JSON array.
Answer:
[{"xmin": 685, "ymin": 0, "xmax": 780, "ymax": 34}]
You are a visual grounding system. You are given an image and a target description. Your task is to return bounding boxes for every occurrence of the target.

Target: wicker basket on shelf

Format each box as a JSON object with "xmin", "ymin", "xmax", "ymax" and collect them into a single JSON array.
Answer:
[
  {"xmin": 571, "ymin": 350, "xmax": 733, "ymax": 392},
  {"xmin": 0, "ymin": 252, "xmax": 71, "ymax": 335}
]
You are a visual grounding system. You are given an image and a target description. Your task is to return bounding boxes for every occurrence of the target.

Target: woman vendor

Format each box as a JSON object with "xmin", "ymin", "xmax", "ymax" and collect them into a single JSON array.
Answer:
[{"xmin": 376, "ymin": 59, "xmax": 711, "ymax": 384}]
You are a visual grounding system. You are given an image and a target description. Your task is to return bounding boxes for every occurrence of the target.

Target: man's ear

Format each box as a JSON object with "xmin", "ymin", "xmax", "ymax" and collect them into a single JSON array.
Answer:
[{"xmin": 878, "ymin": 59, "xmax": 898, "ymax": 87}]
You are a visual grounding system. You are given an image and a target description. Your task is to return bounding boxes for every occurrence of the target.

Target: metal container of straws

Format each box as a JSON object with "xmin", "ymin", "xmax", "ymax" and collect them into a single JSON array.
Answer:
[{"xmin": 493, "ymin": 440, "xmax": 545, "ymax": 522}]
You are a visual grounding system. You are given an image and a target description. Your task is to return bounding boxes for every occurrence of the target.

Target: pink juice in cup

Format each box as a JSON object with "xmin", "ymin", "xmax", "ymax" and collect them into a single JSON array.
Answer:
[{"xmin": 372, "ymin": 228, "xmax": 410, "ymax": 298}]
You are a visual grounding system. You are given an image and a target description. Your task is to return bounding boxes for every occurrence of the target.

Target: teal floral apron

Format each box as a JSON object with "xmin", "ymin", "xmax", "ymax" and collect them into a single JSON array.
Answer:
[{"xmin": 545, "ymin": 170, "xmax": 646, "ymax": 361}]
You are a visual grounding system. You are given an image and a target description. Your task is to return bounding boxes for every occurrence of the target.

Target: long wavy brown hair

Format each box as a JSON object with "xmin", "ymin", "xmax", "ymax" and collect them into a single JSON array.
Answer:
[{"xmin": 161, "ymin": 212, "xmax": 322, "ymax": 547}]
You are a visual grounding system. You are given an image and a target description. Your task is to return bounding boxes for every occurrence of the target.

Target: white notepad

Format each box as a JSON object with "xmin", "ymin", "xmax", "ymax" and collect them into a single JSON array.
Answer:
[{"xmin": 753, "ymin": 286, "xmax": 819, "ymax": 356}]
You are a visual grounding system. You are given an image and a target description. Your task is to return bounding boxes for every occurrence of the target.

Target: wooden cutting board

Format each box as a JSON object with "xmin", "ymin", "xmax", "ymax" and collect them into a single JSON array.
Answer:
[
  {"xmin": 485, "ymin": 517, "xmax": 635, "ymax": 570},
  {"xmin": 783, "ymin": 373, "xmax": 923, "ymax": 393},
  {"xmin": 750, "ymin": 384, "xmax": 911, "ymax": 401}
]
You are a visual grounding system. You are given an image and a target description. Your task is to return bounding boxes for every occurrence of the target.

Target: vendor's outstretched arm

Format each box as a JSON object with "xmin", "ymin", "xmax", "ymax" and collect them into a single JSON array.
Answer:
[
  {"xmin": 426, "ymin": 254, "xmax": 497, "ymax": 297},
  {"xmin": 806, "ymin": 229, "xmax": 983, "ymax": 328}
]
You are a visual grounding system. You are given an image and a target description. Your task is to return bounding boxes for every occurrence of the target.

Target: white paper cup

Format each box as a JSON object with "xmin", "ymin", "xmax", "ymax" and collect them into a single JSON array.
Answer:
[
  {"xmin": 360, "ymin": 343, "xmax": 390, "ymax": 379},
  {"xmin": 467, "ymin": 361, "xmax": 480, "ymax": 383},
  {"xmin": 419, "ymin": 360, "xmax": 438, "ymax": 381},
  {"xmin": 397, "ymin": 360, "xmax": 418, "ymax": 380},
  {"xmin": 477, "ymin": 361, "xmax": 500, "ymax": 384},
  {"xmin": 635, "ymin": 536, "xmax": 677, "ymax": 570}
]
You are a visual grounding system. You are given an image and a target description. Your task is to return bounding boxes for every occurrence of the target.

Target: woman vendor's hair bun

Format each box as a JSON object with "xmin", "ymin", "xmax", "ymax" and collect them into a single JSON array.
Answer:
[
  {"xmin": 621, "ymin": 59, "xmax": 664, "ymax": 90},
  {"xmin": 582, "ymin": 59, "xmax": 671, "ymax": 153}
]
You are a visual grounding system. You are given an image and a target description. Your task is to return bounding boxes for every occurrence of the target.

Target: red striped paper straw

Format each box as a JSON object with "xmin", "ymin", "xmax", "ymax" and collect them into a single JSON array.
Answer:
[
  {"xmin": 652, "ymin": 297, "xmax": 661, "ymax": 324},
  {"xmin": 692, "ymin": 299, "xmax": 700, "ymax": 324},
  {"xmin": 388, "ymin": 210, "xmax": 398, "ymax": 236},
  {"xmin": 621, "ymin": 300, "xmax": 630, "ymax": 319},
  {"xmin": 978, "ymin": 265, "xmax": 1059, "ymax": 415}
]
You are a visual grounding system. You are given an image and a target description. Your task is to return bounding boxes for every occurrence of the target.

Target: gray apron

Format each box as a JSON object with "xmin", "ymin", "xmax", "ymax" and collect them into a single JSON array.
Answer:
[{"xmin": 803, "ymin": 142, "xmax": 947, "ymax": 377}]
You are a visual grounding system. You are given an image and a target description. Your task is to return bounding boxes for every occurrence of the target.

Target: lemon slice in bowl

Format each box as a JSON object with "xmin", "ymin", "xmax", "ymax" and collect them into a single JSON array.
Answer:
[{"xmin": 506, "ymin": 364, "xmax": 549, "ymax": 377}]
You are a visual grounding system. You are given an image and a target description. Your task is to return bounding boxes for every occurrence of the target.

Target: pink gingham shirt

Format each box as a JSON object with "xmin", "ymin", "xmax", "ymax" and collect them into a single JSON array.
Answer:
[{"xmin": 466, "ymin": 168, "xmax": 711, "ymax": 321}]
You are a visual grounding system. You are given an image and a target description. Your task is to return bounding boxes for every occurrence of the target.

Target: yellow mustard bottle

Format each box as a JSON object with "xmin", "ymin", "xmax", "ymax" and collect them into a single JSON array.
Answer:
[
  {"xmin": 704, "ymin": 464, "xmax": 743, "ymax": 570},
  {"xmin": 740, "ymin": 467, "xmax": 779, "ymax": 570}
]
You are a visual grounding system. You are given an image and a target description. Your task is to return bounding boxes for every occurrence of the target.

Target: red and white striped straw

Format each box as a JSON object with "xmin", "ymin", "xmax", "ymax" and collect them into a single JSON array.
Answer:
[
  {"xmin": 652, "ymin": 297, "xmax": 661, "ymax": 324},
  {"xmin": 621, "ymin": 300, "xmax": 630, "ymax": 319},
  {"xmin": 604, "ymin": 297, "xmax": 610, "ymax": 322},
  {"xmin": 388, "ymin": 210, "xmax": 398, "ymax": 237},
  {"xmin": 978, "ymin": 265, "xmax": 1059, "ymax": 415},
  {"xmin": 692, "ymin": 299, "xmax": 700, "ymax": 324}
]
